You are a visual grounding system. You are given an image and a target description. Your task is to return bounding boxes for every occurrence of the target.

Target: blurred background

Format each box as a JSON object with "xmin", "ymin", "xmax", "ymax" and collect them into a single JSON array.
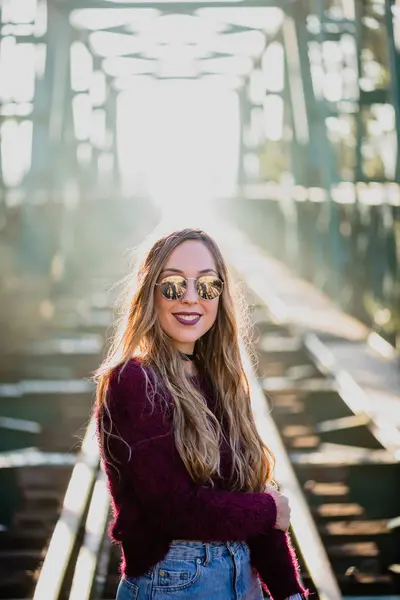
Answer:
[
  {"xmin": 0, "ymin": 0, "xmax": 399, "ymax": 348},
  {"xmin": 0, "ymin": 1, "xmax": 399, "ymax": 598}
]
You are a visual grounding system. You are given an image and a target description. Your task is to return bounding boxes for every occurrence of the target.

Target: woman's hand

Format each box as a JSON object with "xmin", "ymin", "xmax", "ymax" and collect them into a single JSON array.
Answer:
[{"xmin": 264, "ymin": 484, "xmax": 291, "ymax": 532}]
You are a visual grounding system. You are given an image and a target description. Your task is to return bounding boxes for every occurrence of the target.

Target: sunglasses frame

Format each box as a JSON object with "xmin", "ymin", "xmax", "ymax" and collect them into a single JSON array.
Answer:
[{"xmin": 155, "ymin": 275, "xmax": 224, "ymax": 301}]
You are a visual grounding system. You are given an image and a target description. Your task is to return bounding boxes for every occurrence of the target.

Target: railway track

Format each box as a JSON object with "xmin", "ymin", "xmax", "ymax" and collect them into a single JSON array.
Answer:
[
  {"xmin": 0, "ymin": 218, "xmax": 399, "ymax": 600},
  {"xmin": 246, "ymin": 308, "xmax": 400, "ymax": 598}
]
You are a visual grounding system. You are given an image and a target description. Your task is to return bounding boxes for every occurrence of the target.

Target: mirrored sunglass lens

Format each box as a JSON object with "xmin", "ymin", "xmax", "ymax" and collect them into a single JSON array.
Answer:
[
  {"xmin": 160, "ymin": 276, "xmax": 186, "ymax": 299},
  {"xmin": 196, "ymin": 277, "xmax": 223, "ymax": 299}
]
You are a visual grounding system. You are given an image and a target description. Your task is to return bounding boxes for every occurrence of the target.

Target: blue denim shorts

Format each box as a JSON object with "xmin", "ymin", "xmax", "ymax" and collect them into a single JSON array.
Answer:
[{"xmin": 116, "ymin": 539, "xmax": 264, "ymax": 600}]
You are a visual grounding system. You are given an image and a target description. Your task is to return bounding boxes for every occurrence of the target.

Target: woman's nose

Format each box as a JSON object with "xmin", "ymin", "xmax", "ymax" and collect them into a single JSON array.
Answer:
[{"xmin": 182, "ymin": 279, "xmax": 198, "ymax": 302}]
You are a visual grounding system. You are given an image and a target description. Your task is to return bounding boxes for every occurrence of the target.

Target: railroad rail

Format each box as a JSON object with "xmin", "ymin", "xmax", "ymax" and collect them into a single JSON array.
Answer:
[{"xmin": 0, "ymin": 217, "xmax": 399, "ymax": 600}]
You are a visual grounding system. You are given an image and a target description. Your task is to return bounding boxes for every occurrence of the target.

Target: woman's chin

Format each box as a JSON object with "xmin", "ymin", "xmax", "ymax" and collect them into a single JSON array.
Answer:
[{"xmin": 170, "ymin": 331, "xmax": 203, "ymax": 345}]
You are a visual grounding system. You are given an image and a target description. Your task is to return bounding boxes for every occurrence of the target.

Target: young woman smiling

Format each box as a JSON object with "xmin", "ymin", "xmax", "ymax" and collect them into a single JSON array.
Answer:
[{"xmin": 94, "ymin": 228, "xmax": 308, "ymax": 600}]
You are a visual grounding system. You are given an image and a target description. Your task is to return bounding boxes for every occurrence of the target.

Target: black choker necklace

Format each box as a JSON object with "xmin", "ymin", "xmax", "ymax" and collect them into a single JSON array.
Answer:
[{"xmin": 180, "ymin": 352, "xmax": 196, "ymax": 362}]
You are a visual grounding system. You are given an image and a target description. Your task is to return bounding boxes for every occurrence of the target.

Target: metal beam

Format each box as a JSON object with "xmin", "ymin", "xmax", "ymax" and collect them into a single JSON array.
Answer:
[
  {"xmin": 29, "ymin": 2, "xmax": 73, "ymax": 195},
  {"xmin": 237, "ymin": 86, "xmax": 249, "ymax": 186},
  {"xmin": 385, "ymin": 0, "xmax": 400, "ymax": 180},
  {"xmin": 102, "ymin": 23, "xmax": 263, "ymax": 34},
  {"xmin": 112, "ymin": 74, "xmax": 245, "ymax": 82},
  {"xmin": 104, "ymin": 80, "xmax": 119, "ymax": 189},
  {"xmin": 21, "ymin": 3, "xmax": 76, "ymax": 277},
  {"xmin": 13, "ymin": 35, "xmax": 47, "ymax": 43},
  {"xmin": 0, "ymin": 7, "xmax": 3, "ymax": 195},
  {"xmin": 98, "ymin": 50, "xmax": 244, "ymax": 60},
  {"xmin": 354, "ymin": 0, "xmax": 363, "ymax": 182},
  {"xmin": 59, "ymin": 0, "xmax": 287, "ymax": 11}
]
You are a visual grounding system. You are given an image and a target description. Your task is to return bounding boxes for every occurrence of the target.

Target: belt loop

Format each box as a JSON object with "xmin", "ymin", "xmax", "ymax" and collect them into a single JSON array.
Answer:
[{"xmin": 204, "ymin": 542, "xmax": 211, "ymax": 566}]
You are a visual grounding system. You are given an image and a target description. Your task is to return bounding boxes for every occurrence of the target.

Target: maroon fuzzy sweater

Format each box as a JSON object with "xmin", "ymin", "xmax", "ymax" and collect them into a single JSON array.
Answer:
[{"xmin": 95, "ymin": 359, "xmax": 307, "ymax": 600}]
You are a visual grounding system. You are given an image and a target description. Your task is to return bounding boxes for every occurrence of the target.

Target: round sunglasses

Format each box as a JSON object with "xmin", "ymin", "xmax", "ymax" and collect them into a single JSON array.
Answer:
[{"xmin": 155, "ymin": 275, "xmax": 224, "ymax": 301}]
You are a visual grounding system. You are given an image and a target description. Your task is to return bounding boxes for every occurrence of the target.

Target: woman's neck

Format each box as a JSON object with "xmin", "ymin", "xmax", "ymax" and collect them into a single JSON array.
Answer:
[{"xmin": 183, "ymin": 361, "xmax": 199, "ymax": 377}]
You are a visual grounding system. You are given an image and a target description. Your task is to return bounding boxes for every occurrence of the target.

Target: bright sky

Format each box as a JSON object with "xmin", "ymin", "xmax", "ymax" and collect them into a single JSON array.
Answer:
[{"xmin": 117, "ymin": 79, "xmax": 240, "ymax": 207}]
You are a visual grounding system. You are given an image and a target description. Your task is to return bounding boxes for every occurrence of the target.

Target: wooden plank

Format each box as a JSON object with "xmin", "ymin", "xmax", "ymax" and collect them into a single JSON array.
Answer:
[
  {"xmin": 27, "ymin": 335, "xmax": 103, "ymax": 355},
  {"xmin": 320, "ymin": 520, "xmax": 389, "ymax": 535},
  {"xmin": 258, "ymin": 336, "xmax": 302, "ymax": 352},
  {"xmin": 0, "ymin": 379, "xmax": 95, "ymax": 398},
  {"xmin": 262, "ymin": 376, "xmax": 336, "ymax": 393},
  {"xmin": 315, "ymin": 414, "xmax": 371, "ymax": 433},
  {"xmin": 0, "ymin": 417, "xmax": 41, "ymax": 434},
  {"xmin": 290, "ymin": 444, "xmax": 398, "ymax": 466},
  {"xmin": 0, "ymin": 448, "xmax": 75, "ymax": 469}
]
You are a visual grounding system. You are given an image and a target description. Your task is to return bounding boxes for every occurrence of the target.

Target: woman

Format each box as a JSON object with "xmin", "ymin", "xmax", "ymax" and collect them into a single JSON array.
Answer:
[{"xmin": 94, "ymin": 228, "xmax": 308, "ymax": 600}]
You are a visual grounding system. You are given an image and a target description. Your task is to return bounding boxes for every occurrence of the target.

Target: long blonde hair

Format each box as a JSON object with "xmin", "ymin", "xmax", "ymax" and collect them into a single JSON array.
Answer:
[{"xmin": 94, "ymin": 228, "xmax": 275, "ymax": 492}]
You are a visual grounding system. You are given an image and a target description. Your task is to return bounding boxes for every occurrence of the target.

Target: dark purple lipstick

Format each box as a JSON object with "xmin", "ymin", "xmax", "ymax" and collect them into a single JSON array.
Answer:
[{"xmin": 173, "ymin": 312, "xmax": 202, "ymax": 326}]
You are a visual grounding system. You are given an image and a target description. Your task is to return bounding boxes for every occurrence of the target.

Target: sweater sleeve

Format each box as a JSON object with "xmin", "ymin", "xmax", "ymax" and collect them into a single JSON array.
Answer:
[
  {"xmin": 99, "ymin": 361, "xmax": 277, "ymax": 542},
  {"xmin": 247, "ymin": 530, "xmax": 309, "ymax": 600}
]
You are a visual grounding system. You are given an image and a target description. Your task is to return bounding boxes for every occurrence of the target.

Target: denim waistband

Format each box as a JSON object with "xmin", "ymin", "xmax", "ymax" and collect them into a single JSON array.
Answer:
[{"xmin": 167, "ymin": 540, "xmax": 245, "ymax": 561}]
